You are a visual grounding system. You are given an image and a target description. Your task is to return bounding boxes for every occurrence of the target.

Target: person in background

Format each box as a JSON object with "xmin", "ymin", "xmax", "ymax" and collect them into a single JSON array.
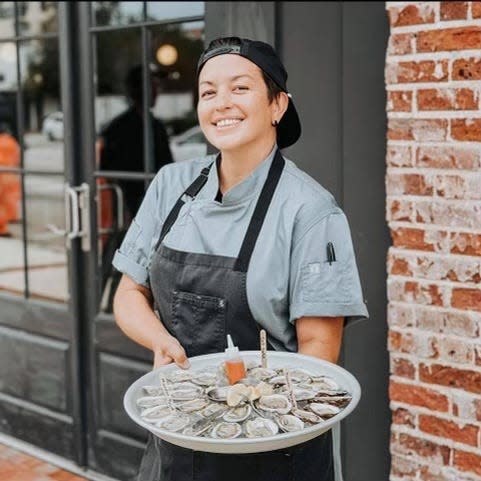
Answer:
[
  {"xmin": 97, "ymin": 64, "xmax": 174, "ymax": 311},
  {"xmin": 112, "ymin": 37, "xmax": 369, "ymax": 481},
  {"xmin": 0, "ymin": 122, "xmax": 20, "ymax": 237}
]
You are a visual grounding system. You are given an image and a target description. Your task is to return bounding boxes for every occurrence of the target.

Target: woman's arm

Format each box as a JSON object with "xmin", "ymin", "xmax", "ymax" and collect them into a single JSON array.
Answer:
[
  {"xmin": 113, "ymin": 274, "xmax": 190, "ymax": 369},
  {"xmin": 296, "ymin": 316, "xmax": 344, "ymax": 364}
]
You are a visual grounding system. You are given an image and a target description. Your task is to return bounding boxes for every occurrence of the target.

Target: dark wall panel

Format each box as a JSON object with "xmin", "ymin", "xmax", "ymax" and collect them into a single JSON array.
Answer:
[
  {"xmin": 280, "ymin": 3, "xmax": 390, "ymax": 480},
  {"xmin": 0, "ymin": 326, "xmax": 69, "ymax": 412}
]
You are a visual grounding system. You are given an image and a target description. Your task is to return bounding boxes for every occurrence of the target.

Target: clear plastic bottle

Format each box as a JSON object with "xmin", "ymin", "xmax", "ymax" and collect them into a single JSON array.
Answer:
[{"xmin": 224, "ymin": 334, "xmax": 246, "ymax": 385}]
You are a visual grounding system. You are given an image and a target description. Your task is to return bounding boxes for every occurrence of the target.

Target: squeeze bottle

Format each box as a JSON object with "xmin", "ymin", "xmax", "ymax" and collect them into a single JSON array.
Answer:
[{"xmin": 224, "ymin": 334, "xmax": 246, "ymax": 385}]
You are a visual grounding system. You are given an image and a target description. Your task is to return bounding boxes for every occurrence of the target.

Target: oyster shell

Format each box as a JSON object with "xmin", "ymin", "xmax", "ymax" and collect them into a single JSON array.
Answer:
[
  {"xmin": 276, "ymin": 414, "xmax": 304, "ymax": 432},
  {"xmin": 200, "ymin": 403, "xmax": 227, "ymax": 418},
  {"xmin": 257, "ymin": 394, "xmax": 292, "ymax": 414},
  {"xmin": 156, "ymin": 413, "xmax": 191, "ymax": 432},
  {"xmin": 244, "ymin": 417, "xmax": 279, "ymax": 437},
  {"xmin": 248, "ymin": 367, "xmax": 278, "ymax": 381},
  {"xmin": 169, "ymin": 382, "xmax": 203, "ymax": 401},
  {"xmin": 206, "ymin": 386, "xmax": 229, "ymax": 402},
  {"xmin": 167, "ymin": 370, "xmax": 193, "ymax": 383},
  {"xmin": 226, "ymin": 384, "xmax": 251, "ymax": 407},
  {"xmin": 291, "ymin": 408, "xmax": 322, "ymax": 424},
  {"xmin": 191, "ymin": 370, "xmax": 218, "ymax": 387},
  {"xmin": 177, "ymin": 398, "xmax": 209, "ymax": 413},
  {"xmin": 140, "ymin": 405, "xmax": 173, "ymax": 423},
  {"xmin": 211, "ymin": 422, "xmax": 242, "ymax": 439},
  {"xmin": 308, "ymin": 403, "xmax": 341, "ymax": 419},
  {"xmin": 142, "ymin": 386, "xmax": 165, "ymax": 396},
  {"xmin": 223, "ymin": 405, "xmax": 252, "ymax": 423},
  {"xmin": 136, "ymin": 396, "xmax": 167, "ymax": 408}
]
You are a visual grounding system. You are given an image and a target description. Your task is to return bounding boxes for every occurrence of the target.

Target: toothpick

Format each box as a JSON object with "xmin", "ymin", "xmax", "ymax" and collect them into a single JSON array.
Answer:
[
  {"xmin": 284, "ymin": 369, "xmax": 297, "ymax": 410},
  {"xmin": 260, "ymin": 329, "xmax": 267, "ymax": 368}
]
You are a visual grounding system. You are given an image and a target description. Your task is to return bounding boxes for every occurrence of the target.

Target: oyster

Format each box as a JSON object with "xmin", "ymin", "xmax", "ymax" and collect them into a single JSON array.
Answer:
[
  {"xmin": 206, "ymin": 386, "xmax": 229, "ymax": 402},
  {"xmin": 244, "ymin": 417, "xmax": 279, "ymax": 437},
  {"xmin": 136, "ymin": 396, "xmax": 167, "ymax": 408},
  {"xmin": 248, "ymin": 367, "xmax": 278, "ymax": 381},
  {"xmin": 309, "ymin": 376, "xmax": 340, "ymax": 391},
  {"xmin": 142, "ymin": 386, "xmax": 166, "ymax": 396},
  {"xmin": 285, "ymin": 368, "xmax": 313, "ymax": 383},
  {"xmin": 308, "ymin": 403, "xmax": 340, "ymax": 419},
  {"xmin": 291, "ymin": 408, "xmax": 322, "ymax": 424},
  {"xmin": 191, "ymin": 371, "xmax": 218, "ymax": 387},
  {"xmin": 156, "ymin": 413, "xmax": 191, "ymax": 432},
  {"xmin": 257, "ymin": 394, "xmax": 292, "ymax": 414},
  {"xmin": 140, "ymin": 405, "xmax": 173, "ymax": 423},
  {"xmin": 276, "ymin": 414, "xmax": 304, "ymax": 432},
  {"xmin": 169, "ymin": 382, "xmax": 203, "ymax": 401},
  {"xmin": 177, "ymin": 398, "xmax": 209, "ymax": 413},
  {"xmin": 278, "ymin": 387, "xmax": 316, "ymax": 401},
  {"xmin": 226, "ymin": 384, "xmax": 251, "ymax": 407},
  {"xmin": 313, "ymin": 395, "xmax": 352, "ymax": 408},
  {"xmin": 223, "ymin": 405, "xmax": 252, "ymax": 423},
  {"xmin": 211, "ymin": 422, "xmax": 242, "ymax": 439},
  {"xmin": 167, "ymin": 370, "xmax": 193, "ymax": 383},
  {"xmin": 200, "ymin": 403, "xmax": 227, "ymax": 418}
]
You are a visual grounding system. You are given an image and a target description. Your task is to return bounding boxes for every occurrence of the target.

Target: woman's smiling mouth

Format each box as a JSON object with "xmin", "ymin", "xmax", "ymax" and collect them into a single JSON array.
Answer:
[{"xmin": 214, "ymin": 118, "xmax": 243, "ymax": 129}]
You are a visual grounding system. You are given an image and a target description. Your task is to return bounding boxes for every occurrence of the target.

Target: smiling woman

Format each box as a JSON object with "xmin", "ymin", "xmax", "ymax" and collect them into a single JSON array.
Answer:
[{"xmin": 111, "ymin": 36, "xmax": 368, "ymax": 481}]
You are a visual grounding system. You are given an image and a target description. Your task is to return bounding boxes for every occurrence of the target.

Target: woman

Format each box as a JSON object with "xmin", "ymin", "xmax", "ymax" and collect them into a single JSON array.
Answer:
[{"xmin": 113, "ymin": 36, "xmax": 368, "ymax": 481}]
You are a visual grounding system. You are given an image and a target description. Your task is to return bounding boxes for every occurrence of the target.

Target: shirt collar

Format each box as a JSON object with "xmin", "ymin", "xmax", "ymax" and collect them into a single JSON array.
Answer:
[{"xmin": 202, "ymin": 144, "xmax": 278, "ymax": 205}]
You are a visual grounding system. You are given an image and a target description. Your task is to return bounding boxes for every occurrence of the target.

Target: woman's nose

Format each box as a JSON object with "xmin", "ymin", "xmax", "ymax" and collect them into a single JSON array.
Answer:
[{"xmin": 215, "ymin": 89, "xmax": 233, "ymax": 110}]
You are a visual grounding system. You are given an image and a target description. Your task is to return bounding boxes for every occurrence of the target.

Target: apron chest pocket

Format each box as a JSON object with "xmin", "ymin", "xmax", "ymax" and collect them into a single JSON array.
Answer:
[{"xmin": 171, "ymin": 290, "xmax": 227, "ymax": 357}]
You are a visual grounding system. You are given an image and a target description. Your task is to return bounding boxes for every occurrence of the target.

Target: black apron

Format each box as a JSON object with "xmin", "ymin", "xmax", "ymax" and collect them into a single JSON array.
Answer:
[{"xmin": 139, "ymin": 149, "xmax": 334, "ymax": 481}]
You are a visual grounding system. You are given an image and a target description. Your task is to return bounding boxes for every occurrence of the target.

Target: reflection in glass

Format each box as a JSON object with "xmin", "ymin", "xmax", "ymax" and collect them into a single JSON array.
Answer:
[
  {"xmin": 25, "ymin": 174, "xmax": 68, "ymax": 303},
  {"xmin": 0, "ymin": 170, "xmax": 24, "ymax": 297},
  {"xmin": 147, "ymin": 2, "xmax": 204, "ymax": 21},
  {"xmin": 18, "ymin": 2, "xmax": 58, "ymax": 36},
  {"xmin": 20, "ymin": 38, "xmax": 63, "ymax": 171},
  {"xmin": 150, "ymin": 22, "xmax": 206, "ymax": 161},
  {"xmin": 0, "ymin": 41, "xmax": 18, "ymax": 140},
  {"xmin": 92, "ymin": 1, "xmax": 143, "ymax": 27},
  {"xmin": 97, "ymin": 178, "xmax": 144, "ymax": 313},
  {"xmin": 0, "ymin": 2, "xmax": 15, "ymax": 39}
]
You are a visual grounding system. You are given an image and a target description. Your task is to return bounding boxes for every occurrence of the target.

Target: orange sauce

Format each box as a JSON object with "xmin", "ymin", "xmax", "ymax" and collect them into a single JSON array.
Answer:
[{"xmin": 225, "ymin": 360, "xmax": 246, "ymax": 385}]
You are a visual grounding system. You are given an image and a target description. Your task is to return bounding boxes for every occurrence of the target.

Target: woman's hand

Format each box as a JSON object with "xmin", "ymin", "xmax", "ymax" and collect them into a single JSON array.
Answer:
[{"xmin": 153, "ymin": 335, "xmax": 190, "ymax": 370}]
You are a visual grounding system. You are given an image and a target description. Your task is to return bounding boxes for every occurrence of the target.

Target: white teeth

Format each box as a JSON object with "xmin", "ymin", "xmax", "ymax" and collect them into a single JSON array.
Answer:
[{"xmin": 216, "ymin": 119, "xmax": 241, "ymax": 127}]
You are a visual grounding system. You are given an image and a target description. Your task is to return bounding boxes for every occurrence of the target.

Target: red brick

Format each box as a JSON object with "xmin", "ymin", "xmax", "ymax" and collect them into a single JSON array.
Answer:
[
  {"xmin": 451, "ymin": 119, "xmax": 481, "ymax": 141},
  {"xmin": 392, "ymin": 356, "xmax": 416, "ymax": 379},
  {"xmin": 438, "ymin": 336, "xmax": 474, "ymax": 363},
  {"xmin": 417, "ymin": 27, "xmax": 481, "ymax": 52},
  {"xmin": 420, "ymin": 363, "xmax": 481, "ymax": 393},
  {"xmin": 473, "ymin": 2, "xmax": 481, "ymax": 18},
  {"xmin": 391, "ymin": 454, "xmax": 419, "ymax": 477},
  {"xmin": 475, "ymin": 399, "xmax": 481, "ymax": 421},
  {"xmin": 387, "ymin": 199, "xmax": 413, "ymax": 222},
  {"xmin": 451, "ymin": 288, "xmax": 481, "ymax": 312},
  {"xmin": 390, "ymin": 380, "xmax": 449, "ymax": 411},
  {"xmin": 417, "ymin": 88, "xmax": 479, "ymax": 111},
  {"xmin": 452, "ymin": 58, "xmax": 481, "ymax": 80},
  {"xmin": 454, "ymin": 450, "xmax": 481, "ymax": 476},
  {"xmin": 419, "ymin": 465, "xmax": 459, "ymax": 481},
  {"xmin": 443, "ymin": 311, "xmax": 479, "ymax": 338},
  {"xmin": 388, "ymin": 119, "xmax": 448, "ymax": 141},
  {"xmin": 416, "ymin": 146, "xmax": 481, "ymax": 169},
  {"xmin": 388, "ymin": 90, "xmax": 412, "ymax": 112},
  {"xmin": 419, "ymin": 414, "xmax": 478, "ymax": 445},
  {"xmin": 397, "ymin": 433, "xmax": 451, "ymax": 464},
  {"xmin": 413, "ymin": 200, "xmax": 481, "ymax": 230},
  {"xmin": 393, "ymin": 407, "xmax": 416, "ymax": 428},
  {"xmin": 391, "ymin": 228, "xmax": 436, "ymax": 251},
  {"xmin": 440, "ymin": 2, "xmax": 468, "ymax": 20},
  {"xmin": 435, "ymin": 174, "xmax": 481, "ymax": 200},
  {"xmin": 387, "ymin": 145, "xmax": 412, "ymax": 167},
  {"xmin": 388, "ymin": 33, "xmax": 414, "ymax": 55},
  {"xmin": 388, "ymin": 302, "xmax": 415, "ymax": 328},
  {"xmin": 390, "ymin": 257, "xmax": 413, "ymax": 276},
  {"xmin": 388, "ymin": 4, "xmax": 436, "ymax": 27},
  {"xmin": 450, "ymin": 232, "xmax": 481, "ymax": 256},
  {"xmin": 386, "ymin": 60, "xmax": 449, "ymax": 83}
]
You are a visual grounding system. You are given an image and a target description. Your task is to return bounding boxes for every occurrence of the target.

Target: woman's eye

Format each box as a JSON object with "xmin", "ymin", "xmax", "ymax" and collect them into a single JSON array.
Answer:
[
  {"xmin": 234, "ymin": 86, "xmax": 248, "ymax": 91},
  {"xmin": 201, "ymin": 90, "xmax": 215, "ymax": 98}
]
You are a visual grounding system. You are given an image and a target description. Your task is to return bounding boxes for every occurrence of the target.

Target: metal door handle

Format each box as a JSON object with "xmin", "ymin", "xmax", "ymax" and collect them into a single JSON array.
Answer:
[{"xmin": 97, "ymin": 183, "xmax": 125, "ymax": 232}]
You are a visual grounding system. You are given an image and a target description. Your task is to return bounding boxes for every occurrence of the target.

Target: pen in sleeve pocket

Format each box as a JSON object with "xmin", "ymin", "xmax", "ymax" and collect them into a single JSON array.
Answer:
[{"xmin": 327, "ymin": 242, "xmax": 336, "ymax": 265}]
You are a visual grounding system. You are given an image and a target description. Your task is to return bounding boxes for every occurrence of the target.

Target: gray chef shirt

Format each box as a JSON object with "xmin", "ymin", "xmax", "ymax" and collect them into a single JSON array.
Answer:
[{"xmin": 112, "ymin": 146, "xmax": 369, "ymax": 352}]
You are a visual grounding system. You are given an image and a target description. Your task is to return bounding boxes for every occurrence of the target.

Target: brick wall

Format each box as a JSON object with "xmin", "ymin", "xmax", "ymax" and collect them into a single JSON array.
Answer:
[{"xmin": 385, "ymin": 2, "xmax": 481, "ymax": 480}]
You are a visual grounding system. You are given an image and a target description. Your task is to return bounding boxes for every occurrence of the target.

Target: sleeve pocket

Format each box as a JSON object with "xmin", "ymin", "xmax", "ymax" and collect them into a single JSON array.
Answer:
[{"xmin": 301, "ymin": 261, "xmax": 353, "ymax": 303}]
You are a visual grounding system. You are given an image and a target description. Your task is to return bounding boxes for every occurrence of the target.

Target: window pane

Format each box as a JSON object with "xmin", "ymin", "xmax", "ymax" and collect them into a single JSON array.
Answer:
[
  {"xmin": 18, "ymin": 2, "xmax": 58, "ymax": 36},
  {"xmin": 20, "ymin": 38, "xmax": 63, "ymax": 172},
  {"xmin": 0, "ymin": 2, "xmax": 15, "ymax": 39},
  {"xmin": 0, "ymin": 172, "xmax": 24, "ymax": 297},
  {"xmin": 92, "ymin": 1, "xmax": 144, "ymax": 27},
  {"xmin": 150, "ymin": 21, "xmax": 206, "ymax": 162},
  {"xmin": 147, "ymin": 2, "xmax": 204, "ymax": 21},
  {"xmin": 25, "ymin": 174, "xmax": 68, "ymax": 304}
]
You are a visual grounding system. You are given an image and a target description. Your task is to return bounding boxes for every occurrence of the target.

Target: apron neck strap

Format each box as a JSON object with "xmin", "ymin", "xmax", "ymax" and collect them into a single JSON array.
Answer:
[
  {"xmin": 234, "ymin": 148, "xmax": 285, "ymax": 272},
  {"xmin": 154, "ymin": 160, "xmax": 214, "ymax": 250}
]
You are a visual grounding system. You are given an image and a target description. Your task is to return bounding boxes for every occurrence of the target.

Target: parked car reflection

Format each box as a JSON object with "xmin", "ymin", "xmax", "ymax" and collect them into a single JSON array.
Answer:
[
  {"xmin": 169, "ymin": 125, "xmax": 207, "ymax": 162},
  {"xmin": 41, "ymin": 111, "xmax": 63, "ymax": 141}
]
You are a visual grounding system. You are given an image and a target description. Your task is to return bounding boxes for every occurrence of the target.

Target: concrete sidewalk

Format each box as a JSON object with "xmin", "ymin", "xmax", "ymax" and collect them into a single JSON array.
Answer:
[{"xmin": 0, "ymin": 444, "xmax": 90, "ymax": 481}]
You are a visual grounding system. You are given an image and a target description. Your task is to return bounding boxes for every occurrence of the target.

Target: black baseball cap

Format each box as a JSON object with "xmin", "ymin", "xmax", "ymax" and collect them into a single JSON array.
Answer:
[{"xmin": 197, "ymin": 37, "xmax": 301, "ymax": 149}]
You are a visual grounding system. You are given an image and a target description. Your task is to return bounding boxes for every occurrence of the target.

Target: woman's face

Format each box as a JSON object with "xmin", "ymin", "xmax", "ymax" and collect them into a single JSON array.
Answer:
[{"xmin": 197, "ymin": 54, "xmax": 280, "ymax": 155}]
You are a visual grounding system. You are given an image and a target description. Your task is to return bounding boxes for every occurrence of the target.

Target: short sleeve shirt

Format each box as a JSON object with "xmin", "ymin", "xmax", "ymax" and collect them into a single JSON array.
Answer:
[{"xmin": 112, "ymin": 146, "xmax": 369, "ymax": 352}]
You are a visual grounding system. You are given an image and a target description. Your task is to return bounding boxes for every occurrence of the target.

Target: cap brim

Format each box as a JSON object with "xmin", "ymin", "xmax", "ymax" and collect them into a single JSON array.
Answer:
[{"xmin": 277, "ymin": 97, "xmax": 301, "ymax": 149}]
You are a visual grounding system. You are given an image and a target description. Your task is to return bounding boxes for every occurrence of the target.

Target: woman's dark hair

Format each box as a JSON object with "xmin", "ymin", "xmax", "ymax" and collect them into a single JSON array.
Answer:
[{"xmin": 201, "ymin": 37, "xmax": 283, "ymax": 104}]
